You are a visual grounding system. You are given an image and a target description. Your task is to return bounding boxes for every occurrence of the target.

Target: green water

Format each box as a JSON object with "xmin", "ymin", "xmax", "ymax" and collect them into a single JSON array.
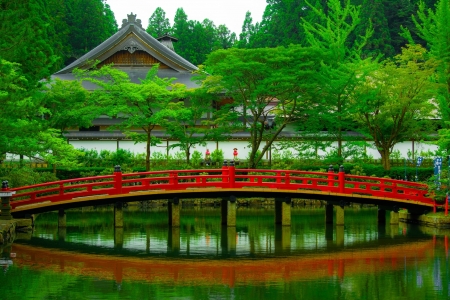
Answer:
[{"xmin": 1, "ymin": 206, "xmax": 449, "ymax": 300}]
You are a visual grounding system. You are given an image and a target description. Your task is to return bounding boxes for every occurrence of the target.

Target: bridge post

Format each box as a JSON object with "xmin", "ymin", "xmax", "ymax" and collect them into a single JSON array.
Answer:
[
  {"xmin": 336, "ymin": 202, "xmax": 345, "ymax": 226},
  {"xmin": 114, "ymin": 227, "xmax": 124, "ymax": 249},
  {"xmin": 221, "ymin": 196, "xmax": 236, "ymax": 226},
  {"xmin": 221, "ymin": 226, "xmax": 236, "ymax": 254},
  {"xmin": 336, "ymin": 225, "xmax": 345, "ymax": 246},
  {"xmin": 58, "ymin": 227, "xmax": 66, "ymax": 241},
  {"xmin": 338, "ymin": 165, "xmax": 345, "ymax": 193},
  {"xmin": 58, "ymin": 209, "xmax": 66, "ymax": 228},
  {"xmin": 325, "ymin": 203, "xmax": 333, "ymax": 224},
  {"xmin": 328, "ymin": 165, "xmax": 334, "ymax": 187},
  {"xmin": 275, "ymin": 197, "xmax": 291, "ymax": 226},
  {"xmin": 390, "ymin": 210, "xmax": 399, "ymax": 225},
  {"xmin": 168, "ymin": 197, "xmax": 181, "ymax": 227},
  {"xmin": 168, "ymin": 227, "xmax": 180, "ymax": 252},
  {"xmin": 222, "ymin": 160, "xmax": 229, "ymax": 185},
  {"xmin": 114, "ymin": 165, "xmax": 122, "ymax": 195},
  {"xmin": 275, "ymin": 225, "xmax": 291, "ymax": 253},
  {"xmin": 114, "ymin": 202, "xmax": 124, "ymax": 228},
  {"xmin": 377, "ymin": 208, "xmax": 386, "ymax": 224},
  {"xmin": 228, "ymin": 161, "xmax": 235, "ymax": 188}
]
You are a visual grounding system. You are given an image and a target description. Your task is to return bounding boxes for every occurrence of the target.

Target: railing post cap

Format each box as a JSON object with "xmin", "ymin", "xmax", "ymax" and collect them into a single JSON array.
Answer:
[
  {"xmin": 229, "ymin": 161, "xmax": 235, "ymax": 167},
  {"xmin": 114, "ymin": 165, "xmax": 121, "ymax": 173},
  {"xmin": 223, "ymin": 160, "xmax": 228, "ymax": 166},
  {"xmin": 2, "ymin": 180, "xmax": 9, "ymax": 189},
  {"xmin": 328, "ymin": 165, "xmax": 334, "ymax": 172},
  {"xmin": 339, "ymin": 165, "xmax": 345, "ymax": 172}
]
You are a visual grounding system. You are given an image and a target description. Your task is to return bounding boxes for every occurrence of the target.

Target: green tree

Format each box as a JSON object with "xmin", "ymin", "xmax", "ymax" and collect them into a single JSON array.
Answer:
[
  {"xmin": 43, "ymin": 78, "xmax": 97, "ymax": 134},
  {"xmin": 0, "ymin": 0, "xmax": 59, "ymax": 86},
  {"xmin": 238, "ymin": 11, "xmax": 255, "ymax": 48},
  {"xmin": 76, "ymin": 64, "xmax": 186, "ymax": 171},
  {"xmin": 203, "ymin": 46, "xmax": 322, "ymax": 169},
  {"xmin": 216, "ymin": 24, "xmax": 236, "ymax": 49},
  {"xmin": 356, "ymin": 0, "xmax": 395, "ymax": 58},
  {"xmin": 156, "ymin": 88, "xmax": 229, "ymax": 163},
  {"xmin": 402, "ymin": 0, "xmax": 450, "ymax": 123},
  {"xmin": 352, "ymin": 45, "xmax": 437, "ymax": 170},
  {"xmin": 301, "ymin": 0, "xmax": 374, "ymax": 161},
  {"xmin": 146, "ymin": 7, "xmax": 172, "ymax": 38},
  {"xmin": 0, "ymin": 59, "xmax": 82, "ymax": 169},
  {"xmin": 65, "ymin": 0, "xmax": 118, "ymax": 59}
]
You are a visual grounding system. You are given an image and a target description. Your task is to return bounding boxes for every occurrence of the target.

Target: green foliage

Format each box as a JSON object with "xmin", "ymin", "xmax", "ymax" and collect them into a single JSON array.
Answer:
[
  {"xmin": 0, "ymin": 166, "xmax": 58, "ymax": 187},
  {"xmin": 146, "ymin": 7, "xmax": 172, "ymax": 38},
  {"xmin": 203, "ymin": 45, "xmax": 323, "ymax": 168},
  {"xmin": 353, "ymin": 44, "xmax": 438, "ymax": 170},
  {"xmin": 403, "ymin": 0, "xmax": 450, "ymax": 125},
  {"xmin": 210, "ymin": 149, "xmax": 224, "ymax": 164},
  {"xmin": 190, "ymin": 150, "xmax": 203, "ymax": 168}
]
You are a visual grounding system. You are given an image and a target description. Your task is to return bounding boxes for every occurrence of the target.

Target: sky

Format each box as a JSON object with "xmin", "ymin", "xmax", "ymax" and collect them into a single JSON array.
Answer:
[{"xmin": 104, "ymin": 0, "xmax": 267, "ymax": 36}]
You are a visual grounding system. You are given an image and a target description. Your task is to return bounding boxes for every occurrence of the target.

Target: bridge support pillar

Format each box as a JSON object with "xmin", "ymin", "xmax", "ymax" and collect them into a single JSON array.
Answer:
[
  {"xmin": 58, "ymin": 209, "xmax": 66, "ymax": 228},
  {"xmin": 168, "ymin": 197, "xmax": 181, "ymax": 227},
  {"xmin": 325, "ymin": 204, "xmax": 333, "ymax": 224},
  {"xmin": 114, "ymin": 202, "xmax": 124, "ymax": 228},
  {"xmin": 58, "ymin": 227, "xmax": 66, "ymax": 241},
  {"xmin": 221, "ymin": 196, "xmax": 236, "ymax": 226},
  {"xmin": 275, "ymin": 198, "xmax": 291, "ymax": 226},
  {"xmin": 390, "ymin": 211, "xmax": 399, "ymax": 225},
  {"xmin": 275, "ymin": 225, "xmax": 291, "ymax": 253},
  {"xmin": 378, "ymin": 208, "xmax": 386, "ymax": 224},
  {"xmin": 336, "ymin": 225, "xmax": 345, "ymax": 246},
  {"xmin": 336, "ymin": 205, "xmax": 345, "ymax": 226},
  {"xmin": 168, "ymin": 227, "xmax": 180, "ymax": 252},
  {"xmin": 114, "ymin": 227, "xmax": 124, "ymax": 249},
  {"xmin": 221, "ymin": 226, "xmax": 236, "ymax": 254}
]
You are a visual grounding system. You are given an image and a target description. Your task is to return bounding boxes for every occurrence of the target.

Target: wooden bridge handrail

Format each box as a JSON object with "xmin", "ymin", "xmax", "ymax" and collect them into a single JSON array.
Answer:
[{"xmin": 8, "ymin": 166, "xmax": 438, "ymax": 211}]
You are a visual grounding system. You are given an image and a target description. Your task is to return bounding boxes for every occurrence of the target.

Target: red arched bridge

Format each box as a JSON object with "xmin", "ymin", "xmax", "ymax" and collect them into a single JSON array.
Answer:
[{"xmin": 4, "ymin": 164, "xmax": 440, "ymax": 217}]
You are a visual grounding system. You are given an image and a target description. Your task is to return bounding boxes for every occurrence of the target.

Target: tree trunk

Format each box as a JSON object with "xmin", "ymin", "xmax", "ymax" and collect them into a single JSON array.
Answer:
[
  {"xmin": 379, "ymin": 148, "xmax": 391, "ymax": 170},
  {"xmin": 185, "ymin": 148, "xmax": 190, "ymax": 164},
  {"xmin": 145, "ymin": 131, "xmax": 151, "ymax": 171}
]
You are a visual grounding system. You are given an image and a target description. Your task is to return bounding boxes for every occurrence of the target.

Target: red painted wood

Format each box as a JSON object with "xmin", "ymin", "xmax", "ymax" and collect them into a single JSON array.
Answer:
[{"xmin": 8, "ymin": 166, "xmax": 437, "ymax": 210}]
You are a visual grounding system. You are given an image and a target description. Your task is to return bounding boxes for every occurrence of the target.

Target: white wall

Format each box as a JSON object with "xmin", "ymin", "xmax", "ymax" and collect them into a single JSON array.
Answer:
[{"xmin": 68, "ymin": 139, "xmax": 439, "ymax": 160}]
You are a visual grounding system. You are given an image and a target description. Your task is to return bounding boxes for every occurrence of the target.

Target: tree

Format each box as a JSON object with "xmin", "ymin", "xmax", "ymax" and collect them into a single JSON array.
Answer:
[
  {"xmin": 352, "ymin": 45, "xmax": 438, "ymax": 170},
  {"xmin": 203, "ymin": 46, "xmax": 322, "ymax": 168},
  {"xmin": 0, "ymin": 59, "xmax": 83, "ymax": 170},
  {"xmin": 238, "ymin": 11, "xmax": 255, "ymax": 48},
  {"xmin": 65, "ymin": 0, "xmax": 118, "ymax": 59},
  {"xmin": 146, "ymin": 7, "xmax": 172, "ymax": 38},
  {"xmin": 356, "ymin": 0, "xmax": 395, "ymax": 58},
  {"xmin": 76, "ymin": 64, "xmax": 186, "ymax": 171},
  {"xmin": 156, "ymin": 88, "xmax": 229, "ymax": 164},
  {"xmin": 0, "ymin": 0, "xmax": 59, "ymax": 86},
  {"xmin": 301, "ymin": 0, "xmax": 374, "ymax": 161},
  {"xmin": 216, "ymin": 25, "xmax": 236, "ymax": 49},
  {"xmin": 43, "ymin": 78, "xmax": 96, "ymax": 134},
  {"xmin": 402, "ymin": 0, "xmax": 450, "ymax": 123}
]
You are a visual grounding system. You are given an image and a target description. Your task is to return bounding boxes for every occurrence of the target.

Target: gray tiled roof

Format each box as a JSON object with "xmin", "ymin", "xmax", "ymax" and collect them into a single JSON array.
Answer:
[{"xmin": 54, "ymin": 13, "xmax": 198, "ymax": 75}]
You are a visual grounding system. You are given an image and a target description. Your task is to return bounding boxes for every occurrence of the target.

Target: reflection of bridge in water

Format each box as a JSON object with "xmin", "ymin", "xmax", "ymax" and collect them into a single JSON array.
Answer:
[
  {"xmin": 11, "ymin": 238, "xmax": 444, "ymax": 287},
  {"xmin": 7, "ymin": 165, "xmax": 439, "ymax": 229}
]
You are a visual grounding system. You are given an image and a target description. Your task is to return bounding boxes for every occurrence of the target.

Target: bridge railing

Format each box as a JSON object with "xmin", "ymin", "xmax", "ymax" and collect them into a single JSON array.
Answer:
[{"xmin": 9, "ymin": 164, "xmax": 436, "ymax": 209}]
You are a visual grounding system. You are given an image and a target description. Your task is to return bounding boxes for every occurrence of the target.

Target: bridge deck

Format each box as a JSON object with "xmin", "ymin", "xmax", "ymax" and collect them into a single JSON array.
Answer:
[{"xmin": 5, "ymin": 166, "xmax": 439, "ymax": 215}]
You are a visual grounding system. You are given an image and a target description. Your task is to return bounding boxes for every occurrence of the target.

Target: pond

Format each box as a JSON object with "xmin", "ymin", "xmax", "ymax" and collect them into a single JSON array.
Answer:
[{"xmin": 1, "ymin": 206, "xmax": 449, "ymax": 299}]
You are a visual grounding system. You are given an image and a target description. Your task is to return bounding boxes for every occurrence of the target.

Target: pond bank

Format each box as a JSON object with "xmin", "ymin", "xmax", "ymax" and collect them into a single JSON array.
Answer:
[{"xmin": 400, "ymin": 211, "xmax": 450, "ymax": 228}]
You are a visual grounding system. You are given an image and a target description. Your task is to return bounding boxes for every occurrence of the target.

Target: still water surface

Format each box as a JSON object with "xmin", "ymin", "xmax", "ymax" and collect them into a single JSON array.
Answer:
[{"xmin": 1, "ymin": 206, "xmax": 449, "ymax": 299}]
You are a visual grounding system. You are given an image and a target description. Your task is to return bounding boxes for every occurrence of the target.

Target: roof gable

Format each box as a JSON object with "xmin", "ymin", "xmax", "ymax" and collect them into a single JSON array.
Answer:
[{"xmin": 55, "ymin": 13, "xmax": 198, "ymax": 75}]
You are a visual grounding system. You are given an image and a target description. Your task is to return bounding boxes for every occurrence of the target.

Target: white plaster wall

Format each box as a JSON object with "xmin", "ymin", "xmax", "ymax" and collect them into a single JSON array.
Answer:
[{"xmin": 68, "ymin": 139, "xmax": 439, "ymax": 160}]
